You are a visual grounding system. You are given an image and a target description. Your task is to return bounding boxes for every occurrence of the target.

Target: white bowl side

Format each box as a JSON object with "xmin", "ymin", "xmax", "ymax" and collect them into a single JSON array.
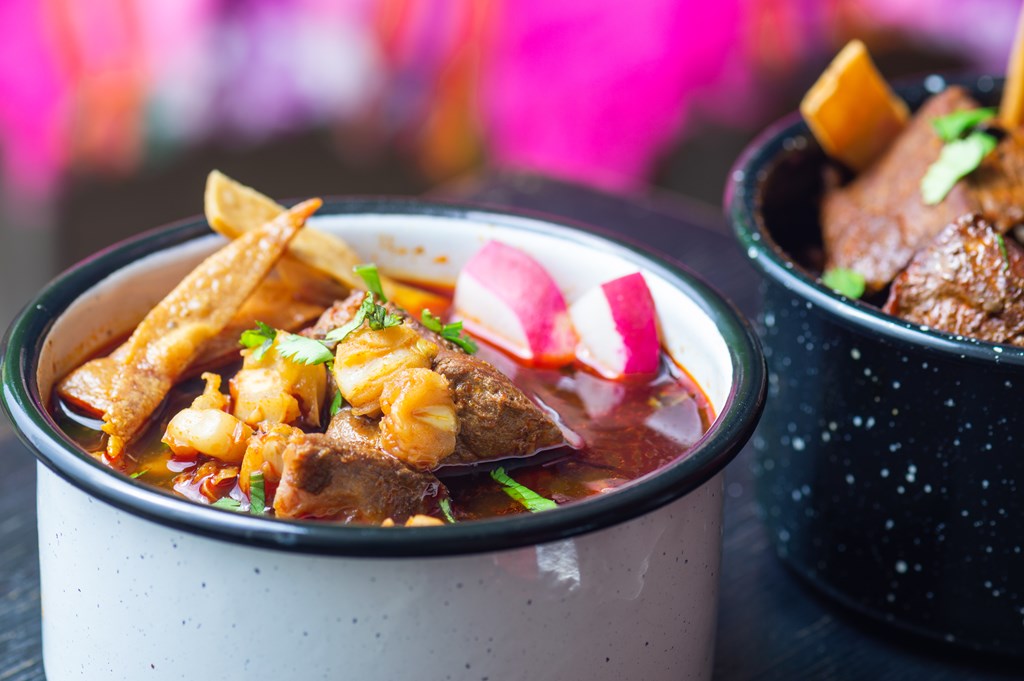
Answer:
[{"xmin": 38, "ymin": 464, "xmax": 723, "ymax": 681}]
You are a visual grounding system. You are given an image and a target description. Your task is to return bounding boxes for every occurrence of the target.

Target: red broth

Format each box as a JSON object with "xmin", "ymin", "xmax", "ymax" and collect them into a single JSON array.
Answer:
[{"xmin": 51, "ymin": 316, "xmax": 714, "ymax": 522}]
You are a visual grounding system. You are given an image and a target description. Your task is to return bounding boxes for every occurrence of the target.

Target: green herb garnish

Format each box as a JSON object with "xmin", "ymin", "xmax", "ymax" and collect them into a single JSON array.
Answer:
[
  {"xmin": 439, "ymin": 497, "xmax": 456, "ymax": 523},
  {"xmin": 325, "ymin": 292, "xmax": 404, "ymax": 344},
  {"xmin": 921, "ymin": 131, "xmax": 998, "ymax": 205},
  {"xmin": 490, "ymin": 467, "xmax": 557, "ymax": 513},
  {"xmin": 365, "ymin": 297, "xmax": 403, "ymax": 330},
  {"xmin": 325, "ymin": 301, "xmax": 370, "ymax": 343},
  {"xmin": 932, "ymin": 107, "xmax": 997, "ymax": 142},
  {"xmin": 922, "ymin": 108, "xmax": 1000, "ymax": 204},
  {"xmin": 821, "ymin": 267, "xmax": 866, "ymax": 299},
  {"xmin": 329, "ymin": 390, "xmax": 343, "ymax": 417},
  {"xmin": 212, "ymin": 497, "xmax": 242, "ymax": 511},
  {"xmin": 249, "ymin": 471, "xmax": 266, "ymax": 516},
  {"xmin": 129, "ymin": 469, "xmax": 148, "ymax": 479},
  {"xmin": 240, "ymin": 321, "xmax": 277, "ymax": 360},
  {"xmin": 277, "ymin": 333, "xmax": 335, "ymax": 367},
  {"xmin": 998, "ymin": 233, "xmax": 1011, "ymax": 272},
  {"xmin": 354, "ymin": 263, "xmax": 387, "ymax": 302},
  {"xmin": 421, "ymin": 309, "xmax": 478, "ymax": 354}
]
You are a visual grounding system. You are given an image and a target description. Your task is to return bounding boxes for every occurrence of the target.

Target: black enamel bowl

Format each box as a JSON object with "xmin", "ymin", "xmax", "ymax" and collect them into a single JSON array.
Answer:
[{"xmin": 726, "ymin": 75, "xmax": 1024, "ymax": 655}]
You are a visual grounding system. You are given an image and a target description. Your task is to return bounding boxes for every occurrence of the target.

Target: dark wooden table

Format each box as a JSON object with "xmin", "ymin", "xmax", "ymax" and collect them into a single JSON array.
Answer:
[{"xmin": 2, "ymin": 174, "xmax": 1020, "ymax": 679}]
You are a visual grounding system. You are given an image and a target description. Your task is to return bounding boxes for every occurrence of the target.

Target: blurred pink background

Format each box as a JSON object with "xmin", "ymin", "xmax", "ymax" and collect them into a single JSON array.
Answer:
[
  {"xmin": 4, "ymin": 0, "xmax": 1020, "ymax": 199},
  {"xmin": 0, "ymin": 0, "xmax": 1021, "ymax": 324}
]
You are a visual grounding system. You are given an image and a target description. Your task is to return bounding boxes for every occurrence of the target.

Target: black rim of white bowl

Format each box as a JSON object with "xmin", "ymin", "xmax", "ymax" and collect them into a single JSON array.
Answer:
[{"xmin": 2, "ymin": 198, "xmax": 765, "ymax": 557}]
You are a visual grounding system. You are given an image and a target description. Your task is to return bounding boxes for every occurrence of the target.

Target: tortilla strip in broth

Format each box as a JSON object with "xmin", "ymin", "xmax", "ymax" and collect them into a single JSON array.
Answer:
[
  {"xmin": 102, "ymin": 198, "xmax": 321, "ymax": 457},
  {"xmin": 57, "ymin": 275, "xmax": 326, "ymax": 416}
]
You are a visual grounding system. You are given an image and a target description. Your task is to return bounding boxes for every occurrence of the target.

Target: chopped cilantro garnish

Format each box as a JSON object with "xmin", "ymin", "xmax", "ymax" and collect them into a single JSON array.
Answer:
[
  {"xmin": 421, "ymin": 309, "xmax": 478, "ymax": 354},
  {"xmin": 325, "ymin": 292, "xmax": 403, "ymax": 344},
  {"xmin": 212, "ymin": 497, "xmax": 242, "ymax": 511},
  {"xmin": 326, "ymin": 300, "xmax": 370, "ymax": 343},
  {"xmin": 932, "ymin": 107, "xmax": 997, "ymax": 142},
  {"xmin": 922, "ymin": 108, "xmax": 1001, "ymax": 206},
  {"xmin": 129, "ymin": 469, "xmax": 148, "ymax": 479},
  {"xmin": 329, "ymin": 390, "xmax": 343, "ymax": 417},
  {"xmin": 277, "ymin": 333, "xmax": 335, "ymax": 367},
  {"xmin": 998, "ymin": 233, "xmax": 1011, "ymax": 272},
  {"xmin": 821, "ymin": 267, "xmax": 866, "ymax": 299},
  {"xmin": 439, "ymin": 497, "xmax": 456, "ymax": 523},
  {"xmin": 240, "ymin": 321, "xmax": 276, "ymax": 360},
  {"xmin": 490, "ymin": 467, "xmax": 557, "ymax": 512},
  {"xmin": 365, "ymin": 298, "xmax": 403, "ymax": 331},
  {"xmin": 249, "ymin": 471, "xmax": 266, "ymax": 516},
  {"xmin": 921, "ymin": 131, "xmax": 998, "ymax": 205},
  {"xmin": 354, "ymin": 263, "xmax": 387, "ymax": 302}
]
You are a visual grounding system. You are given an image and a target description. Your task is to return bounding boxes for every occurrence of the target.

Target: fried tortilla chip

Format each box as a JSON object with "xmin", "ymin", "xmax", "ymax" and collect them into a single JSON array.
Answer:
[
  {"xmin": 57, "ymin": 274, "xmax": 326, "ymax": 417},
  {"xmin": 204, "ymin": 170, "xmax": 448, "ymax": 316},
  {"xmin": 101, "ymin": 199, "xmax": 321, "ymax": 457}
]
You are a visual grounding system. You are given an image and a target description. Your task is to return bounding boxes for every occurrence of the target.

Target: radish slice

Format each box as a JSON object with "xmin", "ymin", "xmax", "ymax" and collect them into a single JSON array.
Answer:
[
  {"xmin": 569, "ymin": 272, "xmax": 660, "ymax": 379},
  {"xmin": 454, "ymin": 241, "xmax": 577, "ymax": 367}
]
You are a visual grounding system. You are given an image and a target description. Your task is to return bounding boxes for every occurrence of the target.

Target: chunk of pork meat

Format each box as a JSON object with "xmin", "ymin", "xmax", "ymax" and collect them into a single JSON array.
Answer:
[
  {"xmin": 273, "ymin": 430, "xmax": 444, "ymax": 523},
  {"xmin": 883, "ymin": 214, "xmax": 1024, "ymax": 345},
  {"xmin": 822, "ymin": 87, "xmax": 1024, "ymax": 293},
  {"xmin": 304, "ymin": 295, "xmax": 565, "ymax": 466}
]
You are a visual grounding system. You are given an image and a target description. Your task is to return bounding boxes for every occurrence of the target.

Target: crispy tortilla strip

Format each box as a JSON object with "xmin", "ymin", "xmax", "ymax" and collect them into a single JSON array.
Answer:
[
  {"xmin": 204, "ymin": 170, "xmax": 448, "ymax": 316},
  {"xmin": 1001, "ymin": 7, "xmax": 1024, "ymax": 128},
  {"xmin": 800, "ymin": 40, "xmax": 909, "ymax": 172},
  {"xmin": 57, "ymin": 275, "xmax": 325, "ymax": 417},
  {"xmin": 57, "ymin": 345, "xmax": 129, "ymax": 416},
  {"xmin": 101, "ymin": 199, "xmax": 321, "ymax": 457},
  {"xmin": 195, "ymin": 276, "xmax": 327, "ymax": 371}
]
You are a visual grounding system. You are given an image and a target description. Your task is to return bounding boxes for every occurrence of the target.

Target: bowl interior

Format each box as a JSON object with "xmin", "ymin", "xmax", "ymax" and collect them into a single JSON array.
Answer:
[{"xmin": 40, "ymin": 211, "xmax": 734, "ymax": 415}]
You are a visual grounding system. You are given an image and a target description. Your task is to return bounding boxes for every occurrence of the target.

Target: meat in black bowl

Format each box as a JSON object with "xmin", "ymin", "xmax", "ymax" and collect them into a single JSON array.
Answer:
[{"xmin": 727, "ymin": 67, "xmax": 1024, "ymax": 655}]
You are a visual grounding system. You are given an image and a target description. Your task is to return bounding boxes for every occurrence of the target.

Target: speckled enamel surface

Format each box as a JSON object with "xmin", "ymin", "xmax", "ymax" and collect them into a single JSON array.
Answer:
[
  {"xmin": 38, "ymin": 466, "xmax": 723, "ymax": 681},
  {"xmin": 728, "ymin": 75, "xmax": 1024, "ymax": 655},
  {"xmin": 754, "ymin": 282, "xmax": 1024, "ymax": 651}
]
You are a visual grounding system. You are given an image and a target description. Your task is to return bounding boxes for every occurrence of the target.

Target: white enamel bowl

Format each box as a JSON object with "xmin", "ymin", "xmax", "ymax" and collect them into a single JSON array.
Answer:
[{"xmin": 2, "ymin": 200, "xmax": 764, "ymax": 681}]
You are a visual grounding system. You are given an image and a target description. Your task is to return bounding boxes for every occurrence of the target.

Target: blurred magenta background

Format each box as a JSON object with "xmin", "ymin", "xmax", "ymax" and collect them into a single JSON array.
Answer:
[{"xmin": 0, "ymin": 0, "xmax": 1021, "ymax": 325}]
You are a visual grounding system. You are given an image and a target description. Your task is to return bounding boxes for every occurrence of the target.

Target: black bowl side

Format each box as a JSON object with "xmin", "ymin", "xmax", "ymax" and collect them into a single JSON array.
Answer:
[
  {"xmin": 2, "ymin": 198, "xmax": 766, "ymax": 559},
  {"xmin": 726, "ymin": 75, "xmax": 1024, "ymax": 656}
]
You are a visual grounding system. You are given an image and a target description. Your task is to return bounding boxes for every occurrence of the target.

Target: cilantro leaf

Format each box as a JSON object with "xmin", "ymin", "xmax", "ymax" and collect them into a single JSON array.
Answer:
[
  {"xmin": 421, "ymin": 309, "xmax": 478, "ymax": 354},
  {"xmin": 439, "ymin": 497, "xmax": 456, "ymax": 523},
  {"xmin": 354, "ymin": 263, "xmax": 387, "ymax": 302},
  {"xmin": 240, "ymin": 321, "xmax": 277, "ymax": 360},
  {"xmin": 276, "ymin": 333, "xmax": 335, "ymax": 367},
  {"xmin": 998, "ymin": 233, "xmax": 1011, "ymax": 272},
  {"xmin": 329, "ymin": 390, "xmax": 343, "ymax": 417},
  {"xmin": 324, "ymin": 292, "xmax": 403, "ymax": 344},
  {"xmin": 490, "ymin": 467, "xmax": 557, "ymax": 512},
  {"xmin": 420, "ymin": 309, "xmax": 444, "ymax": 333},
  {"xmin": 821, "ymin": 267, "xmax": 866, "ymax": 299},
  {"xmin": 365, "ymin": 298, "xmax": 403, "ymax": 331},
  {"xmin": 921, "ymin": 131, "xmax": 998, "ymax": 205},
  {"xmin": 442, "ymin": 324, "xmax": 478, "ymax": 354},
  {"xmin": 932, "ymin": 107, "xmax": 998, "ymax": 142},
  {"xmin": 325, "ymin": 298, "xmax": 371, "ymax": 343},
  {"xmin": 212, "ymin": 497, "xmax": 242, "ymax": 511},
  {"xmin": 249, "ymin": 471, "xmax": 266, "ymax": 516}
]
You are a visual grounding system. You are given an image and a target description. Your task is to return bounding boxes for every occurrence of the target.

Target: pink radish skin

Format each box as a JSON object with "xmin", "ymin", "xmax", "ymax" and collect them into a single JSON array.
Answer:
[
  {"xmin": 569, "ymin": 272, "xmax": 660, "ymax": 379},
  {"xmin": 454, "ymin": 241, "xmax": 578, "ymax": 367}
]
